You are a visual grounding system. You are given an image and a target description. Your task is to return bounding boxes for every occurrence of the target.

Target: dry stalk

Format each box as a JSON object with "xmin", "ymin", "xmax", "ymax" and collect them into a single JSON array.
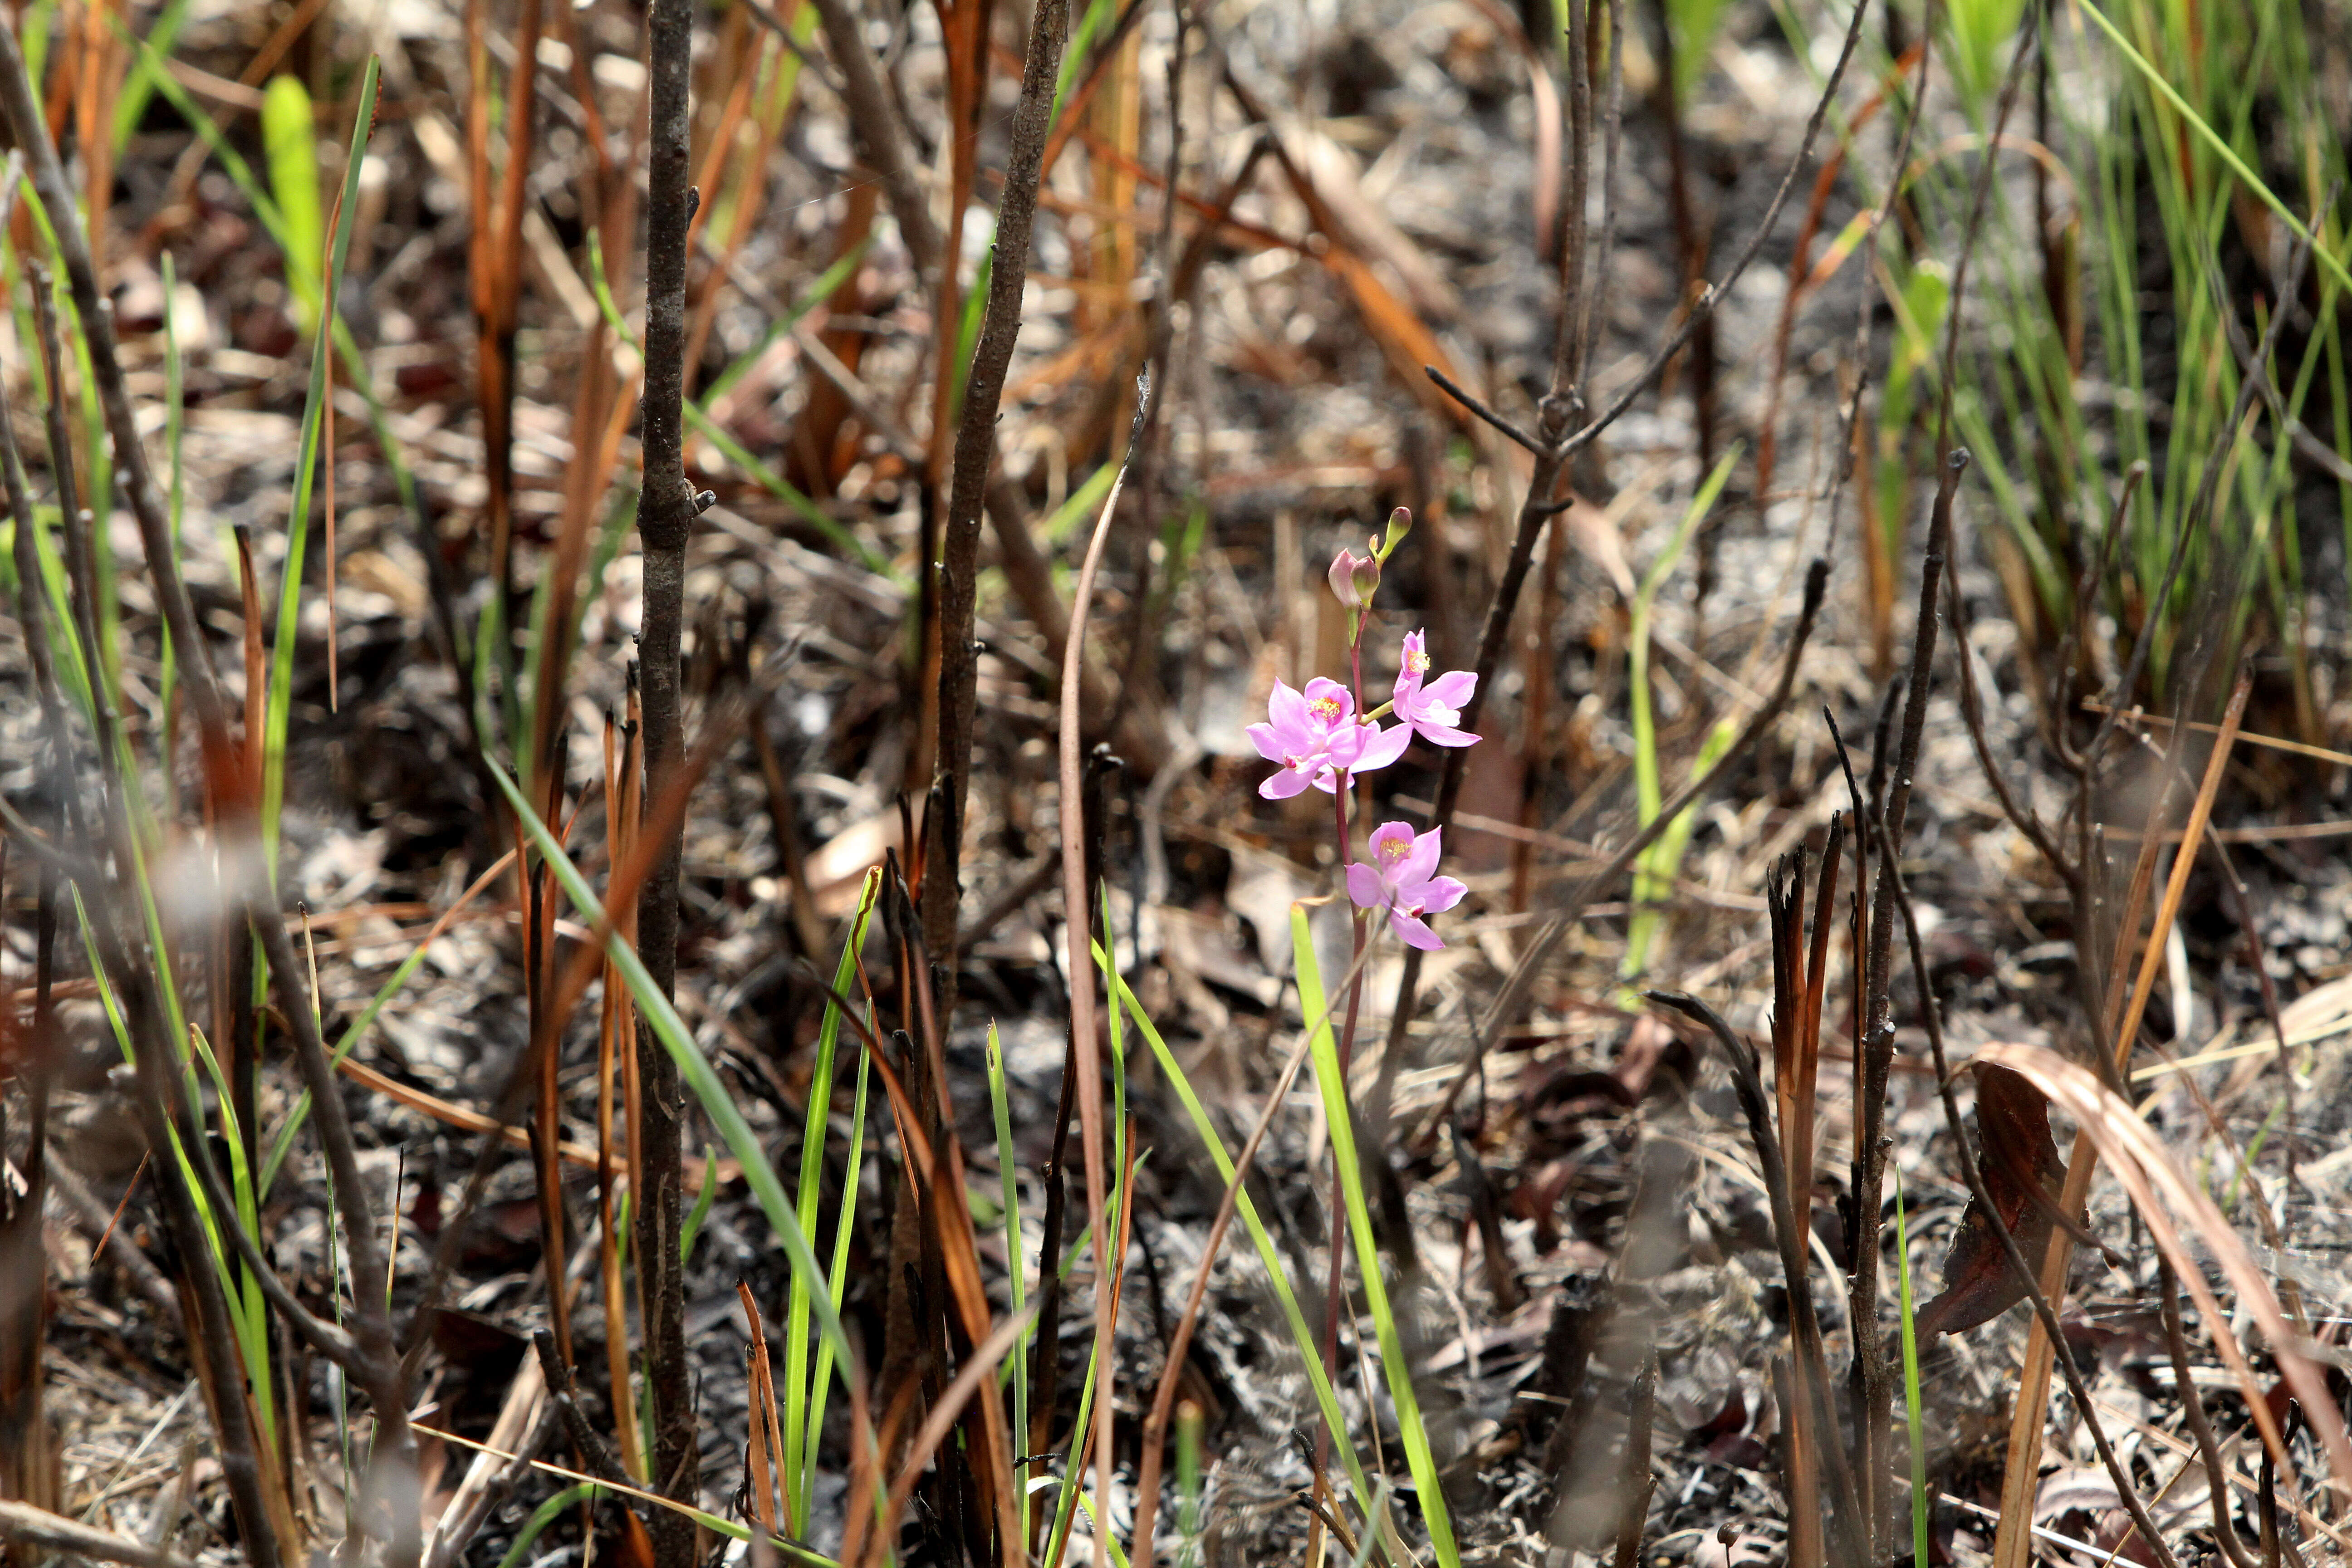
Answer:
[
  {"xmin": 926, "ymin": 0, "xmax": 1076, "ymax": 973},
  {"xmin": 1384, "ymin": 0, "xmax": 1875, "ymax": 1126}
]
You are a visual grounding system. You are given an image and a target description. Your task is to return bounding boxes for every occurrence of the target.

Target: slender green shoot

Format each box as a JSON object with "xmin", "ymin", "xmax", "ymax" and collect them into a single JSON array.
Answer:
[
  {"xmin": 1622, "ymin": 447, "xmax": 1740, "ymax": 987},
  {"xmin": 1895, "ymin": 1164, "xmax": 1928, "ymax": 1568},
  {"xmin": 261, "ymin": 75, "xmax": 323, "ymax": 324},
  {"xmin": 1175, "ymin": 1398, "xmax": 1205, "ymax": 1568},
  {"xmin": 482, "ymin": 750, "xmax": 865, "ymax": 1400},
  {"xmin": 494, "ymin": 1484, "xmax": 603, "ymax": 1568},
  {"xmin": 680, "ymin": 1143, "xmax": 720, "ymax": 1263},
  {"xmin": 1292, "ymin": 906, "xmax": 1458, "ymax": 1568},
  {"xmin": 788, "ymin": 868, "xmax": 882, "ymax": 1535},
  {"xmin": 1104, "ymin": 965, "xmax": 1382, "ymax": 1529},
  {"xmin": 260, "ymin": 58, "xmax": 382, "ymax": 873},
  {"xmin": 987, "ymin": 1019, "xmax": 1031, "ymax": 1545}
]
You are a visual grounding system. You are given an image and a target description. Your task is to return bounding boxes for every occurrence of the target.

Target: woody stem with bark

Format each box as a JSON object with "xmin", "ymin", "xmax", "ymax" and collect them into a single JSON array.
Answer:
[
  {"xmin": 924, "ymin": 0, "xmax": 1074, "ymax": 977},
  {"xmin": 632, "ymin": 0, "xmax": 702, "ymax": 1560}
]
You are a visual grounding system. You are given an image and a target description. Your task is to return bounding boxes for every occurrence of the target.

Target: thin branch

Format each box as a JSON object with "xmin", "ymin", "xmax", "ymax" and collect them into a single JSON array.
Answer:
[
  {"xmin": 1414, "ymin": 557, "xmax": 1830, "ymax": 1140},
  {"xmin": 0, "ymin": 1500, "xmax": 207, "ymax": 1568},
  {"xmin": 1557, "ymin": 0, "xmax": 1875, "ymax": 464},
  {"xmin": 804, "ymin": 0, "xmax": 945, "ymax": 276},
  {"xmin": 926, "ymin": 0, "xmax": 1077, "ymax": 966},
  {"xmin": 1882, "ymin": 831, "xmax": 2181, "ymax": 1568},
  {"xmin": 2160, "ymin": 1258, "xmax": 2261, "ymax": 1568},
  {"xmin": 532, "ymin": 1328, "xmax": 647, "ymax": 1493},
  {"xmin": 1645, "ymin": 991, "xmax": 1867, "ymax": 1568},
  {"xmin": 1422, "ymin": 364, "xmax": 1543, "ymax": 454},
  {"xmin": 632, "ymin": 0, "xmax": 702, "ymax": 1558}
]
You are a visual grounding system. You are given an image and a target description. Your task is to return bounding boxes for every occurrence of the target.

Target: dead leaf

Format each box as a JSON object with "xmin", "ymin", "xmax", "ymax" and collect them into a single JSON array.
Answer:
[{"xmin": 1914, "ymin": 1063, "xmax": 2073, "ymax": 1338}]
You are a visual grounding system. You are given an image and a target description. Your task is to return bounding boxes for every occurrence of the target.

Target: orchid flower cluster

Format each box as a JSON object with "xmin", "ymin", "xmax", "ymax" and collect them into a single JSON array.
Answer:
[{"xmin": 1246, "ymin": 509, "xmax": 1481, "ymax": 950}]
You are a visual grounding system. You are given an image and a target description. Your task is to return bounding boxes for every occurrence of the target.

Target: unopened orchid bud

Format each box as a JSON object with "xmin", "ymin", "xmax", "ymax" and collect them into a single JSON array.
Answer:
[
  {"xmin": 1328, "ymin": 545, "xmax": 1381, "ymax": 609},
  {"xmin": 1382, "ymin": 505, "xmax": 1412, "ymax": 555}
]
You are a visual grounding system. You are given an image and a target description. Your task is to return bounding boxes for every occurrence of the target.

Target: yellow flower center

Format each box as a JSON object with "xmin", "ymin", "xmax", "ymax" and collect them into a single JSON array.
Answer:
[
  {"xmin": 1405, "ymin": 648, "xmax": 1430, "ymax": 676},
  {"xmin": 1309, "ymin": 697, "xmax": 1342, "ymax": 722},
  {"xmin": 1379, "ymin": 835, "xmax": 1410, "ymax": 861}
]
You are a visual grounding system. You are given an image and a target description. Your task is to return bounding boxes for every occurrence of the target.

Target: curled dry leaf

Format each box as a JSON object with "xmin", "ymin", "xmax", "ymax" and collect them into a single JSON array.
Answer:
[
  {"xmin": 1974, "ymin": 1040, "xmax": 2352, "ymax": 1501},
  {"xmin": 1914, "ymin": 1062, "xmax": 2075, "ymax": 1338}
]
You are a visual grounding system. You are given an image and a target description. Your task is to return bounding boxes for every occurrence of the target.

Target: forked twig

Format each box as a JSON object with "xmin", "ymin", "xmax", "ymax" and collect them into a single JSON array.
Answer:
[
  {"xmin": 1414, "ymin": 557, "xmax": 1830, "ymax": 1141},
  {"xmin": 1881, "ymin": 837, "xmax": 2183, "ymax": 1568}
]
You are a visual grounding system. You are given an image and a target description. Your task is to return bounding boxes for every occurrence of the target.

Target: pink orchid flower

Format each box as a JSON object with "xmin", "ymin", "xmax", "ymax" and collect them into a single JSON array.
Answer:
[
  {"xmin": 1392, "ymin": 629, "xmax": 1479, "ymax": 748},
  {"xmin": 1345, "ymin": 821, "xmax": 1468, "ymax": 950},
  {"xmin": 1248, "ymin": 677, "xmax": 1410, "ymax": 799}
]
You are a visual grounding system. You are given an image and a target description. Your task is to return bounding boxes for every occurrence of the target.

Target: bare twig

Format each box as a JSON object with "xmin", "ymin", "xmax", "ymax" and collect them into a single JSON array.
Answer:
[
  {"xmin": 532, "ymin": 1328, "xmax": 645, "ymax": 1493},
  {"xmin": 1421, "ymin": 364, "xmax": 1543, "ymax": 454},
  {"xmin": 1847, "ymin": 447, "xmax": 1967, "ymax": 1556},
  {"xmin": 1878, "ymin": 826, "xmax": 2181, "ymax": 1568},
  {"xmin": 0, "ymin": 1500, "xmax": 206, "ymax": 1568},
  {"xmin": 2160, "ymin": 1257, "xmax": 2260, "ymax": 1568},
  {"xmin": 803, "ymin": 0, "xmax": 945, "ymax": 276},
  {"xmin": 1646, "ymin": 992, "xmax": 1866, "ymax": 1565},
  {"xmin": 631, "ymin": 0, "xmax": 704, "ymax": 1558},
  {"xmin": 1609, "ymin": 1357, "xmax": 1658, "ymax": 1568},
  {"xmin": 1392, "ymin": 0, "xmax": 1872, "ymax": 1126},
  {"xmin": 1551, "ymin": 0, "xmax": 1875, "ymax": 465},
  {"xmin": 1411, "ymin": 557, "xmax": 1830, "ymax": 1140},
  {"xmin": 926, "ymin": 0, "xmax": 1076, "ymax": 969}
]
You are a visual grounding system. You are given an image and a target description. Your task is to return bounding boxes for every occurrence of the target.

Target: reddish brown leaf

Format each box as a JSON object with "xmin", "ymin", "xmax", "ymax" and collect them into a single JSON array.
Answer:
[{"xmin": 1915, "ymin": 1063, "xmax": 2074, "ymax": 1338}]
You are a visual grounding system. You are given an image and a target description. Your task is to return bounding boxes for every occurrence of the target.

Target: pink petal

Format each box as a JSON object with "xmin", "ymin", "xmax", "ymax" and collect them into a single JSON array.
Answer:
[
  {"xmin": 1397, "ymin": 825, "xmax": 1442, "ymax": 887},
  {"xmin": 1413, "ymin": 874, "xmax": 1469, "ymax": 915},
  {"xmin": 1413, "ymin": 720, "xmax": 1480, "ymax": 748},
  {"xmin": 1245, "ymin": 722, "xmax": 1286, "ymax": 764},
  {"xmin": 1267, "ymin": 680, "xmax": 1308, "ymax": 731},
  {"xmin": 1425, "ymin": 670, "xmax": 1477, "ymax": 710},
  {"xmin": 1349, "ymin": 720, "xmax": 1411, "ymax": 775},
  {"xmin": 1345, "ymin": 862, "xmax": 1385, "ymax": 911},
  {"xmin": 1259, "ymin": 767, "xmax": 1312, "ymax": 800},
  {"xmin": 1367, "ymin": 820, "xmax": 1416, "ymax": 859},
  {"xmin": 1391, "ymin": 910, "xmax": 1445, "ymax": 951}
]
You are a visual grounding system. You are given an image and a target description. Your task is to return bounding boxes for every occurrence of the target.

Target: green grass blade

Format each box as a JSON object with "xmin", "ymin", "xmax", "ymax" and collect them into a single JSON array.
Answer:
[
  {"xmin": 986, "ymin": 1019, "xmax": 1031, "ymax": 1545},
  {"xmin": 1102, "ymin": 964, "xmax": 1381, "ymax": 1525},
  {"xmin": 261, "ymin": 75, "xmax": 323, "ymax": 324},
  {"xmin": 481, "ymin": 750, "xmax": 863, "ymax": 1400},
  {"xmin": 1291, "ymin": 906, "xmax": 1457, "ymax": 1568},
  {"xmin": 494, "ymin": 1484, "xmax": 603, "ymax": 1568},
  {"xmin": 2073, "ymin": 0, "xmax": 2352, "ymax": 295},
  {"xmin": 260, "ymin": 58, "xmax": 381, "ymax": 873},
  {"xmin": 800, "ymin": 1020, "xmax": 872, "ymax": 1521},
  {"xmin": 111, "ymin": 0, "xmax": 191, "ymax": 149},
  {"xmin": 1895, "ymin": 1165, "xmax": 1928, "ymax": 1568},
  {"xmin": 787, "ymin": 867, "xmax": 882, "ymax": 1535}
]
